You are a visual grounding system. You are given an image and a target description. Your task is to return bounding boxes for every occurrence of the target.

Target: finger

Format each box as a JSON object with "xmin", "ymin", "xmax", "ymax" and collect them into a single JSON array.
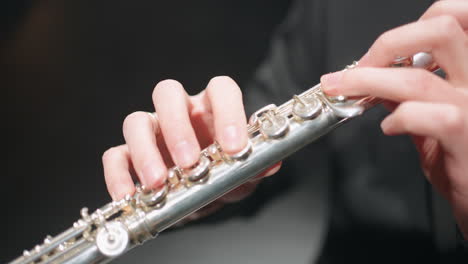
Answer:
[
  {"xmin": 187, "ymin": 201, "xmax": 225, "ymax": 221},
  {"xmin": 420, "ymin": 0, "xmax": 468, "ymax": 29},
  {"xmin": 253, "ymin": 162, "xmax": 282, "ymax": 180},
  {"xmin": 123, "ymin": 111, "xmax": 167, "ymax": 189},
  {"xmin": 381, "ymin": 101, "xmax": 467, "ymax": 156},
  {"xmin": 360, "ymin": 15, "xmax": 468, "ymax": 85},
  {"xmin": 102, "ymin": 145, "xmax": 136, "ymax": 200},
  {"xmin": 186, "ymin": 91, "xmax": 216, "ymax": 148},
  {"xmin": 321, "ymin": 67, "xmax": 456, "ymax": 103},
  {"xmin": 219, "ymin": 162, "xmax": 282, "ymax": 203},
  {"xmin": 153, "ymin": 80, "xmax": 201, "ymax": 168},
  {"xmin": 219, "ymin": 180, "xmax": 259, "ymax": 203},
  {"xmin": 174, "ymin": 200, "xmax": 225, "ymax": 227},
  {"xmin": 149, "ymin": 112, "xmax": 175, "ymax": 167},
  {"xmin": 205, "ymin": 76, "xmax": 248, "ymax": 155}
]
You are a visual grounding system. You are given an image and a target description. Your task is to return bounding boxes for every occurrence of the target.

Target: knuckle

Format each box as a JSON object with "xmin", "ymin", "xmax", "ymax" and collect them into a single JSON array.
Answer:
[
  {"xmin": 442, "ymin": 105, "xmax": 465, "ymax": 135},
  {"xmin": 430, "ymin": 0, "xmax": 447, "ymax": 13},
  {"xmin": 435, "ymin": 15, "xmax": 461, "ymax": 42},
  {"xmin": 427, "ymin": 1, "xmax": 450, "ymax": 17},
  {"xmin": 438, "ymin": 14, "xmax": 459, "ymax": 30},
  {"xmin": 152, "ymin": 79, "xmax": 184, "ymax": 100},
  {"xmin": 375, "ymin": 31, "xmax": 397, "ymax": 54}
]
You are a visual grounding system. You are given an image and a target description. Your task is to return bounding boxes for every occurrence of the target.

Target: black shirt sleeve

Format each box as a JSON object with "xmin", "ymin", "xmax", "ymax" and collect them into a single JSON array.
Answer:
[{"xmin": 243, "ymin": 0, "xmax": 328, "ymax": 115}]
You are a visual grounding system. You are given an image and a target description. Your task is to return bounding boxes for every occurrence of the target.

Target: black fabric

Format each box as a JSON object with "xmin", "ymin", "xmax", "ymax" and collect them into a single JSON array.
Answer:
[
  {"xmin": 245, "ymin": 0, "xmax": 467, "ymax": 262},
  {"xmin": 458, "ymin": 227, "xmax": 468, "ymax": 250}
]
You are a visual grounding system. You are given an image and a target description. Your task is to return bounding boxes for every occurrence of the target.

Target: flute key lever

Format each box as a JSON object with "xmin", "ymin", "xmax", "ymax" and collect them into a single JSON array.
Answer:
[
  {"xmin": 292, "ymin": 94, "xmax": 322, "ymax": 120},
  {"xmin": 259, "ymin": 110, "xmax": 290, "ymax": 139}
]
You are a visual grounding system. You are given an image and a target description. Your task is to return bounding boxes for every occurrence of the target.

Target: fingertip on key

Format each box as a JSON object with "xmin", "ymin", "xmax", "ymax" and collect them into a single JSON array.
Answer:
[
  {"xmin": 173, "ymin": 140, "xmax": 200, "ymax": 169},
  {"xmin": 220, "ymin": 125, "xmax": 247, "ymax": 155},
  {"xmin": 141, "ymin": 161, "xmax": 167, "ymax": 189},
  {"xmin": 321, "ymin": 71, "xmax": 343, "ymax": 94},
  {"xmin": 111, "ymin": 184, "xmax": 136, "ymax": 201}
]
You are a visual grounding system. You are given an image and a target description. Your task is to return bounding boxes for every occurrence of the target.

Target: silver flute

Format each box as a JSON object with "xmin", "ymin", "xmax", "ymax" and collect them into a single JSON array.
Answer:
[{"xmin": 10, "ymin": 53, "xmax": 438, "ymax": 264}]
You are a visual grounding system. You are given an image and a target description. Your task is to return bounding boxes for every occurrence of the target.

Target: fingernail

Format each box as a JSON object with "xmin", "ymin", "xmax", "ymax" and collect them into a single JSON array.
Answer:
[
  {"xmin": 321, "ymin": 71, "xmax": 343, "ymax": 92},
  {"xmin": 141, "ymin": 161, "xmax": 166, "ymax": 188},
  {"xmin": 221, "ymin": 125, "xmax": 244, "ymax": 154},
  {"xmin": 174, "ymin": 140, "xmax": 199, "ymax": 168}
]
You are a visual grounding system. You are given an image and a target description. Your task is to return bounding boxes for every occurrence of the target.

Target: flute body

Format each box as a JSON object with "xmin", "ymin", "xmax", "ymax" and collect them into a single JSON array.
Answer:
[{"xmin": 9, "ymin": 53, "xmax": 437, "ymax": 264}]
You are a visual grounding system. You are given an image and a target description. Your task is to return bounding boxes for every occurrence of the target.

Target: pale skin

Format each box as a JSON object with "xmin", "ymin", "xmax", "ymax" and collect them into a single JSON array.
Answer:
[{"xmin": 103, "ymin": 1, "xmax": 468, "ymax": 237}]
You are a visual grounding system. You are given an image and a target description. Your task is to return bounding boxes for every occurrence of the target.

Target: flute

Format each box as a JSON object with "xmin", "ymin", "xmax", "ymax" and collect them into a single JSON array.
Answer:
[{"xmin": 9, "ymin": 52, "xmax": 437, "ymax": 264}]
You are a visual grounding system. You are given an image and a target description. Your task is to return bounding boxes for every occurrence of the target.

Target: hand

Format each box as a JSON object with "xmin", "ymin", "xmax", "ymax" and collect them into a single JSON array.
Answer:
[
  {"xmin": 321, "ymin": 0, "xmax": 468, "ymax": 238},
  {"xmin": 102, "ymin": 77, "xmax": 280, "ymax": 219}
]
